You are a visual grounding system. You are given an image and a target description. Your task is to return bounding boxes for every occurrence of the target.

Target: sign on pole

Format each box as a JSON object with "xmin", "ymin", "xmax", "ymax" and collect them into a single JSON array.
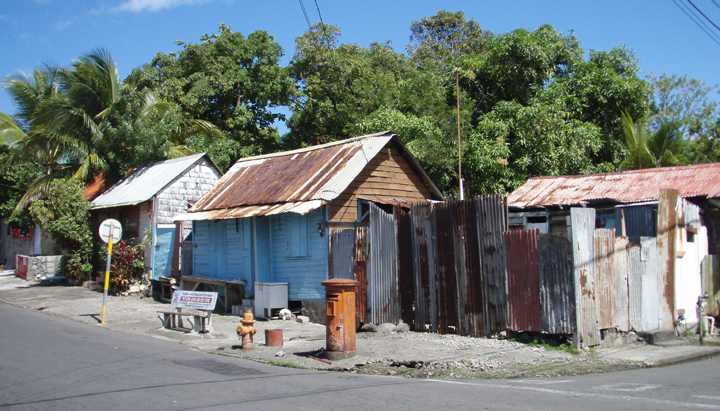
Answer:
[
  {"xmin": 99, "ymin": 219, "xmax": 122, "ymax": 324},
  {"xmin": 99, "ymin": 219, "xmax": 122, "ymax": 244}
]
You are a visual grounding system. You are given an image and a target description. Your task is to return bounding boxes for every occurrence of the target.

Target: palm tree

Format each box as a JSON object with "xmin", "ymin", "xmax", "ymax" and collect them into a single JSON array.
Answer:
[
  {"xmin": 1, "ymin": 49, "xmax": 219, "ymax": 215},
  {"xmin": 620, "ymin": 112, "xmax": 684, "ymax": 170}
]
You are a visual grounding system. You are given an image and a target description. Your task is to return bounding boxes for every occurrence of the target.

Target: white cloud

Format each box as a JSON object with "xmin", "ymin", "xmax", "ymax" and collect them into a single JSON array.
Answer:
[
  {"xmin": 16, "ymin": 33, "xmax": 31, "ymax": 40},
  {"xmin": 113, "ymin": 0, "xmax": 209, "ymax": 13},
  {"xmin": 55, "ymin": 18, "xmax": 78, "ymax": 30}
]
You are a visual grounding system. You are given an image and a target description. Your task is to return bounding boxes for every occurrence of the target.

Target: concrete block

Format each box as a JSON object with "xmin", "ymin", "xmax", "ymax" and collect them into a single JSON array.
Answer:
[{"xmin": 296, "ymin": 315, "xmax": 310, "ymax": 323}]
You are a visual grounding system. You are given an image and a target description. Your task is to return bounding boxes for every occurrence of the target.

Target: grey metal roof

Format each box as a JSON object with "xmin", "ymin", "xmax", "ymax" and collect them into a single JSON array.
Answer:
[{"xmin": 91, "ymin": 153, "xmax": 213, "ymax": 209}]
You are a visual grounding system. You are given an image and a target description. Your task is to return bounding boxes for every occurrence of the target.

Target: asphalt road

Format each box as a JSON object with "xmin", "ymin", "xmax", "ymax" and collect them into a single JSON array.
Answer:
[{"xmin": 1, "ymin": 302, "xmax": 719, "ymax": 411}]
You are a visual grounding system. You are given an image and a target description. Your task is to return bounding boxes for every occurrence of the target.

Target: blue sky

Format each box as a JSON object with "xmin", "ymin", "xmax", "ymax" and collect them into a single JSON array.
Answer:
[{"xmin": 3, "ymin": 0, "xmax": 720, "ymax": 132}]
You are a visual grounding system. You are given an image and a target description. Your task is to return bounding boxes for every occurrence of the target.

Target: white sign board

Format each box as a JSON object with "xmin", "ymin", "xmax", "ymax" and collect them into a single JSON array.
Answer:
[
  {"xmin": 99, "ymin": 219, "xmax": 122, "ymax": 244},
  {"xmin": 171, "ymin": 290, "xmax": 218, "ymax": 311}
]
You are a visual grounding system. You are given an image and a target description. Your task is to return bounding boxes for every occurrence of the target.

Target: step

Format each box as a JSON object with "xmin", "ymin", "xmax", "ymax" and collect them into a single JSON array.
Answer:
[{"xmin": 637, "ymin": 330, "xmax": 678, "ymax": 345}]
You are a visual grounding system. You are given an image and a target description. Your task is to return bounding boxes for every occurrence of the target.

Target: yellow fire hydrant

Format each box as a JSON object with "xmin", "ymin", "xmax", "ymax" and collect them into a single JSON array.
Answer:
[{"xmin": 236, "ymin": 309, "xmax": 257, "ymax": 350}]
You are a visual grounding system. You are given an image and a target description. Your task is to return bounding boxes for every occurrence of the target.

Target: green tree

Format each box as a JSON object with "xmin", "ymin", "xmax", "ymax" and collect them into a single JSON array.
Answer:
[
  {"xmin": 29, "ymin": 180, "xmax": 93, "ymax": 281},
  {"xmin": 129, "ymin": 23, "xmax": 295, "ymax": 162},
  {"xmin": 407, "ymin": 10, "xmax": 492, "ymax": 68},
  {"xmin": 620, "ymin": 112, "xmax": 683, "ymax": 170},
  {"xmin": 286, "ymin": 23, "xmax": 412, "ymax": 147}
]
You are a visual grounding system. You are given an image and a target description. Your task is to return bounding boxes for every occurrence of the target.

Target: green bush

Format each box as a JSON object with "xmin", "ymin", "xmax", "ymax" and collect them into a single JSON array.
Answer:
[
  {"xmin": 106, "ymin": 240, "xmax": 144, "ymax": 291},
  {"xmin": 29, "ymin": 180, "xmax": 93, "ymax": 282}
]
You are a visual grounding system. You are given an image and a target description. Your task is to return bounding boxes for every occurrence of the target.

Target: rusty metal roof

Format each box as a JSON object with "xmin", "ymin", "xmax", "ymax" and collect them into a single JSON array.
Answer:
[
  {"xmin": 508, "ymin": 162, "xmax": 720, "ymax": 208},
  {"xmin": 188, "ymin": 132, "xmax": 443, "ymax": 218},
  {"xmin": 173, "ymin": 200, "xmax": 325, "ymax": 221}
]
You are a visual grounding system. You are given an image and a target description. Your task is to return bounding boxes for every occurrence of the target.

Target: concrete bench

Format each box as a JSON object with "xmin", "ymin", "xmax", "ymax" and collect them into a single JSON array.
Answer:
[
  {"xmin": 157, "ymin": 290, "xmax": 218, "ymax": 333},
  {"xmin": 157, "ymin": 309, "xmax": 211, "ymax": 334}
]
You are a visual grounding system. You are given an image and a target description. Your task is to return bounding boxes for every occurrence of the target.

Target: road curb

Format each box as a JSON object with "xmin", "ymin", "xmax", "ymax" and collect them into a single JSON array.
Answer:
[{"xmin": 646, "ymin": 347, "xmax": 720, "ymax": 367}]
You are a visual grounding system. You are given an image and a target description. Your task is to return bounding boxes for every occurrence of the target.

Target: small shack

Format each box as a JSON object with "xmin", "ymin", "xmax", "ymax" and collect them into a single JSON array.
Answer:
[
  {"xmin": 175, "ymin": 132, "xmax": 444, "ymax": 320},
  {"xmin": 90, "ymin": 153, "xmax": 221, "ymax": 285},
  {"xmin": 508, "ymin": 163, "xmax": 720, "ymax": 329}
]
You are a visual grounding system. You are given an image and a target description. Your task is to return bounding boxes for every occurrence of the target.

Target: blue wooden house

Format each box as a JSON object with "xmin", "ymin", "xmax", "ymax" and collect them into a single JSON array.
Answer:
[{"xmin": 175, "ymin": 132, "xmax": 444, "ymax": 319}]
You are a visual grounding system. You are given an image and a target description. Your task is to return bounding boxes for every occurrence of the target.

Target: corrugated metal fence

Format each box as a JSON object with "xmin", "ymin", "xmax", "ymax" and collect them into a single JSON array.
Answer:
[{"xmin": 350, "ymin": 194, "xmax": 686, "ymax": 347}]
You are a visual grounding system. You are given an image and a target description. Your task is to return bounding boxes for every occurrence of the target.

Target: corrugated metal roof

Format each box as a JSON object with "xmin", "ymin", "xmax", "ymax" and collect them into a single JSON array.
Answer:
[
  {"xmin": 91, "ymin": 153, "xmax": 211, "ymax": 209},
  {"xmin": 189, "ymin": 131, "xmax": 443, "ymax": 213},
  {"xmin": 172, "ymin": 200, "xmax": 325, "ymax": 221},
  {"xmin": 508, "ymin": 163, "xmax": 720, "ymax": 208}
]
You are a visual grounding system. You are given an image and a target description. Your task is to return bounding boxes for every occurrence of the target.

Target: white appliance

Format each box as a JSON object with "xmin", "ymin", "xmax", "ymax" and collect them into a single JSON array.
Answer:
[{"xmin": 254, "ymin": 282, "xmax": 289, "ymax": 318}]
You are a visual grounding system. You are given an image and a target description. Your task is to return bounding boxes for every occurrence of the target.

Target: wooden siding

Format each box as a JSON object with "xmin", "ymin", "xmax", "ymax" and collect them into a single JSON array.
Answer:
[
  {"xmin": 271, "ymin": 208, "xmax": 328, "ymax": 301},
  {"xmin": 329, "ymin": 143, "xmax": 438, "ymax": 222}
]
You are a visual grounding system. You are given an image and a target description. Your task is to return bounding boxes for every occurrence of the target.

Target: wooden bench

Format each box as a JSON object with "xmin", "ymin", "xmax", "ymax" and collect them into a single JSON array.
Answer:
[
  {"xmin": 180, "ymin": 275, "xmax": 246, "ymax": 314},
  {"xmin": 157, "ymin": 290, "xmax": 218, "ymax": 333}
]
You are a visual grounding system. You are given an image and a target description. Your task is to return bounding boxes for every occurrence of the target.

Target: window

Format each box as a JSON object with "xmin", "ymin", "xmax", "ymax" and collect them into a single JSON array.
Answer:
[{"xmin": 287, "ymin": 213, "xmax": 309, "ymax": 258}]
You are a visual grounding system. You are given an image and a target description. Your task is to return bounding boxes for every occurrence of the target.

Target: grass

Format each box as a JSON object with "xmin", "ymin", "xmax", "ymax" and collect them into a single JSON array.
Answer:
[
  {"xmin": 266, "ymin": 360, "xmax": 308, "ymax": 369},
  {"xmin": 502, "ymin": 335, "xmax": 582, "ymax": 355}
]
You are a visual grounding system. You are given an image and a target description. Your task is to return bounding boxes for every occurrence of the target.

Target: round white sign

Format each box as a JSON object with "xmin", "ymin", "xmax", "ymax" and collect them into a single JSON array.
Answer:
[{"xmin": 99, "ymin": 219, "xmax": 122, "ymax": 244}]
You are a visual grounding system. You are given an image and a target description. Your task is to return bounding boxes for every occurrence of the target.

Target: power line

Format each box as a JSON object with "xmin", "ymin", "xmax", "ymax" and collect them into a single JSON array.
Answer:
[
  {"xmin": 313, "ymin": 0, "xmax": 334, "ymax": 49},
  {"xmin": 298, "ymin": 0, "xmax": 312, "ymax": 29},
  {"xmin": 712, "ymin": 0, "xmax": 720, "ymax": 11},
  {"xmin": 687, "ymin": 0, "xmax": 720, "ymax": 34},
  {"xmin": 673, "ymin": 0, "xmax": 720, "ymax": 47}
]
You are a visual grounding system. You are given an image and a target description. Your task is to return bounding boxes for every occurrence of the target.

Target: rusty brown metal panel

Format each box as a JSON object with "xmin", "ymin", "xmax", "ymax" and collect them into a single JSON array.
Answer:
[
  {"xmin": 433, "ymin": 202, "xmax": 459, "ymax": 335},
  {"xmin": 701, "ymin": 255, "xmax": 720, "ymax": 317},
  {"xmin": 395, "ymin": 205, "xmax": 415, "ymax": 328},
  {"xmin": 571, "ymin": 207, "xmax": 601, "ymax": 348},
  {"xmin": 505, "ymin": 230, "xmax": 541, "ymax": 332},
  {"xmin": 508, "ymin": 163, "xmax": 720, "ymax": 209},
  {"xmin": 657, "ymin": 188, "xmax": 678, "ymax": 329},
  {"xmin": 354, "ymin": 227, "xmax": 369, "ymax": 325},
  {"xmin": 614, "ymin": 236, "xmax": 631, "ymax": 332},
  {"xmin": 452, "ymin": 199, "xmax": 483, "ymax": 337},
  {"xmin": 538, "ymin": 233, "xmax": 575, "ymax": 335},
  {"xmin": 627, "ymin": 242, "xmax": 643, "ymax": 331},
  {"xmin": 594, "ymin": 229, "xmax": 616, "ymax": 330},
  {"xmin": 476, "ymin": 195, "xmax": 508, "ymax": 335},
  {"xmin": 411, "ymin": 202, "xmax": 436, "ymax": 332}
]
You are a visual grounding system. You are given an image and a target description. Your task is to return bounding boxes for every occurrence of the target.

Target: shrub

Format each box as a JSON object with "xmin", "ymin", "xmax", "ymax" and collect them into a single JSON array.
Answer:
[
  {"xmin": 106, "ymin": 240, "xmax": 144, "ymax": 291},
  {"xmin": 29, "ymin": 180, "xmax": 93, "ymax": 282}
]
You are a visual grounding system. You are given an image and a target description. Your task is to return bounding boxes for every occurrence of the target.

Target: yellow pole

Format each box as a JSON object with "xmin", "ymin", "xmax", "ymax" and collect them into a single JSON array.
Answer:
[{"xmin": 101, "ymin": 234, "xmax": 113, "ymax": 324}]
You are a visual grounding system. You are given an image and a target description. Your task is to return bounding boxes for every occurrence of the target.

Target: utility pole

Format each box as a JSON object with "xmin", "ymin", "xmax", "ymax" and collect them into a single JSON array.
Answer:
[{"xmin": 455, "ymin": 67, "xmax": 464, "ymax": 201}]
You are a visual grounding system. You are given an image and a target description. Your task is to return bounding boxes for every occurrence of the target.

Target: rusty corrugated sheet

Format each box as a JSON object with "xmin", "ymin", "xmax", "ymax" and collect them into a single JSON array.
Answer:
[
  {"xmin": 571, "ymin": 207, "xmax": 601, "ymax": 347},
  {"xmin": 368, "ymin": 203, "xmax": 400, "ymax": 324},
  {"xmin": 505, "ymin": 230, "xmax": 541, "ymax": 332},
  {"xmin": 411, "ymin": 202, "xmax": 436, "ymax": 332},
  {"xmin": 330, "ymin": 229, "xmax": 354, "ymax": 279},
  {"xmin": 173, "ymin": 200, "xmax": 325, "ymax": 221},
  {"xmin": 657, "ymin": 188, "xmax": 678, "ymax": 329},
  {"xmin": 701, "ymin": 255, "xmax": 720, "ymax": 317},
  {"xmin": 454, "ymin": 199, "xmax": 483, "ymax": 337},
  {"xmin": 538, "ymin": 233, "xmax": 575, "ymax": 335},
  {"xmin": 508, "ymin": 163, "xmax": 720, "ymax": 208},
  {"xmin": 594, "ymin": 229, "xmax": 616, "ymax": 330},
  {"xmin": 627, "ymin": 242, "xmax": 643, "ymax": 331},
  {"xmin": 641, "ymin": 237, "xmax": 660, "ymax": 330},
  {"xmin": 476, "ymin": 195, "xmax": 508, "ymax": 335},
  {"xmin": 395, "ymin": 205, "xmax": 415, "ymax": 327},
  {"xmin": 433, "ymin": 202, "xmax": 460, "ymax": 334},
  {"xmin": 354, "ymin": 227, "xmax": 369, "ymax": 324},
  {"xmin": 614, "ymin": 236, "xmax": 631, "ymax": 332}
]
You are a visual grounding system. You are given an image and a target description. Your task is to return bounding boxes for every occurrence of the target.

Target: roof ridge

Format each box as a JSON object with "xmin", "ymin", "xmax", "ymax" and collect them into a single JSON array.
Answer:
[
  {"xmin": 528, "ymin": 162, "xmax": 720, "ymax": 180},
  {"xmin": 233, "ymin": 131, "xmax": 395, "ymax": 163}
]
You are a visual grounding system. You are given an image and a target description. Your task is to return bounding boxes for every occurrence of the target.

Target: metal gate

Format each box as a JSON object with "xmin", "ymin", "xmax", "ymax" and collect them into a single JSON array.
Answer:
[{"xmin": 368, "ymin": 203, "xmax": 400, "ymax": 324}]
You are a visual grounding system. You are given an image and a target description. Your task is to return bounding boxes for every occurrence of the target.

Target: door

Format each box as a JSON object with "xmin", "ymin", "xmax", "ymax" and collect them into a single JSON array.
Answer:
[{"xmin": 152, "ymin": 224, "xmax": 176, "ymax": 280}]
